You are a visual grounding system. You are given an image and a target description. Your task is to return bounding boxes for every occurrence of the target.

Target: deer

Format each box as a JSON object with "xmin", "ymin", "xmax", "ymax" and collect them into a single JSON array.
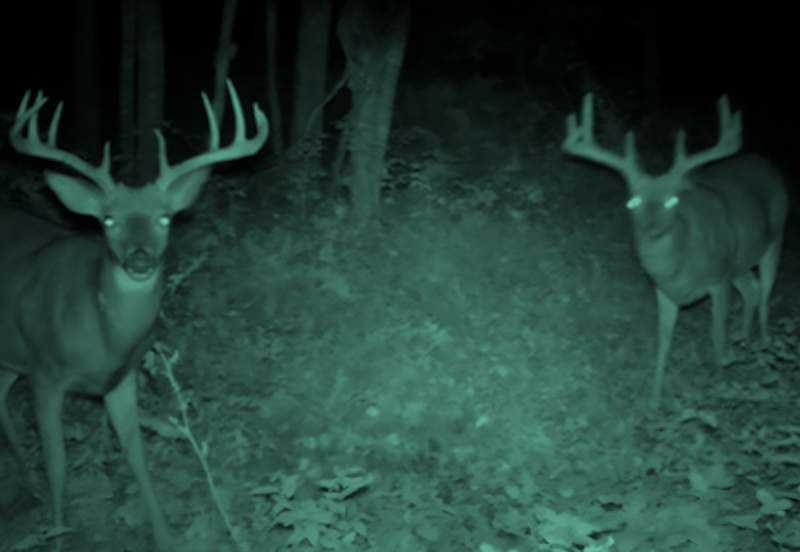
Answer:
[
  {"xmin": 0, "ymin": 79, "xmax": 269, "ymax": 549},
  {"xmin": 562, "ymin": 93, "xmax": 788, "ymax": 407}
]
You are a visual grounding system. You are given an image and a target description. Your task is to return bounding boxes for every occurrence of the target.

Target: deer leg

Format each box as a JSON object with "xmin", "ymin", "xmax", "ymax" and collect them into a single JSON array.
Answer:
[
  {"xmin": 708, "ymin": 283, "xmax": 733, "ymax": 367},
  {"xmin": 653, "ymin": 288, "xmax": 679, "ymax": 407},
  {"xmin": 32, "ymin": 374, "xmax": 68, "ymax": 531},
  {"xmin": 732, "ymin": 271, "xmax": 759, "ymax": 343},
  {"xmin": 757, "ymin": 237, "xmax": 783, "ymax": 344},
  {"xmin": 104, "ymin": 370, "xmax": 170, "ymax": 551},
  {"xmin": 0, "ymin": 370, "xmax": 23, "ymax": 461}
]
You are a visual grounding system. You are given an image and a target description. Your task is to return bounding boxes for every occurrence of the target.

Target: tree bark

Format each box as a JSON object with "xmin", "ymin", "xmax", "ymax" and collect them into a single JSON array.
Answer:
[
  {"xmin": 72, "ymin": 0, "xmax": 100, "ymax": 157},
  {"xmin": 336, "ymin": 0, "xmax": 409, "ymax": 223},
  {"xmin": 642, "ymin": 0, "xmax": 663, "ymax": 110},
  {"xmin": 136, "ymin": 0, "xmax": 165, "ymax": 183},
  {"xmin": 292, "ymin": 0, "xmax": 332, "ymax": 144},
  {"xmin": 211, "ymin": 0, "xmax": 240, "ymax": 125},
  {"xmin": 265, "ymin": 0, "xmax": 283, "ymax": 155},
  {"xmin": 119, "ymin": 0, "xmax": 137, "ymax": 184}
]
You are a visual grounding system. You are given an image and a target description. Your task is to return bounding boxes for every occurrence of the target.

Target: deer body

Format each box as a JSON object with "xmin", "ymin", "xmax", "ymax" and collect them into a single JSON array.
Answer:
[
  {"xmin": 632, "ymin": 155, "xmax": 786, "ymax": 307},
  {"xmin": 0, "ymin": 211, "xmax": 161, "ymax": 396},
  {"xmin": 0, "ymin": 200, "xmax": 171, "ymax": 550},
  {"xmin": 562, "ymin": 94, "xmax": 788, "ymax": 407},
  {"xmin": 0, "ymin": 80, "xmax": 268, "ymax": 550}
]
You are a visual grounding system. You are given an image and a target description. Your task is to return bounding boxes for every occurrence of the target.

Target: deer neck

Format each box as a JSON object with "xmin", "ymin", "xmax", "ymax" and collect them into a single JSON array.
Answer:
[
  {"xmin": 634, "ymin": 218, "xmax": 704, "ymax": 304},
  {"xmin": 97, "ymin": 258, "xmax": 164, "ymax": 346}
]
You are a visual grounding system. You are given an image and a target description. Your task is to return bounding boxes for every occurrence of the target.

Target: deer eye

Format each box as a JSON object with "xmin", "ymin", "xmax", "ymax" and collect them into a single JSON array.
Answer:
[{"xmin": 664, "ymin": 196, "xmax": 679, "ymax": 209}]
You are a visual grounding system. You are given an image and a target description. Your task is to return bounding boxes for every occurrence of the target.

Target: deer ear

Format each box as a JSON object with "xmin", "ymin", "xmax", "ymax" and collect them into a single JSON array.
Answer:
[
  {"xmin": 164, "ymin": 168, "xmax": 209, "ymax": 213},
  {"xmin": 44, "ymin": 170, "xmax": 107, "ymax": 218}
]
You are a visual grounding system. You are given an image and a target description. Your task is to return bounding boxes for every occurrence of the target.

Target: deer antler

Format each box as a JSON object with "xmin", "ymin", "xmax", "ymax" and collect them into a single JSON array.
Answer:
[
  {"xmin": 10, "ymin": 90, "xmax": 116, "ymax": 192},
  {"xmin": 562, "ymin": 93, "xmax": 743, "ymax": 184},
  {"xmin": 153, "ymin": 79, "xmax": 269, "ymax": 190}
]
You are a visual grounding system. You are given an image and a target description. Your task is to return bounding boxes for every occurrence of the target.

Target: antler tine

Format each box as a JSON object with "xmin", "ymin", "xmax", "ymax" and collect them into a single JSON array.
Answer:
[
  {"xmin": 154, "ymin": 79, "xmax": 270, "ymax": 190},
  {"xmin": 13, "ymin": 91, "xmax": 47, "ymax": 133},
  {"xmin": 669, "ymin": 95, "xmax": 743, "ymax": 177},
  {"xmin": 580, "ymin": 90, "xmax": 595, "ymax": 139},
  {"xmin": 46, "ymin": 100, "xmax": 64, "ymax": 147},
  {"xmin": 9, "ymin": 90, "xmax": 116, "ymax": 192},
  {"xmin": 562, "ymin": 93, "xmax": 641, "ymax": 181},
  {"xmin": 201, "ymin": 89, "xmax": 220, "ymax": 151},
  {"xmin": 228, "ymin": 79, "xmax": 249, "ymax": 146}
]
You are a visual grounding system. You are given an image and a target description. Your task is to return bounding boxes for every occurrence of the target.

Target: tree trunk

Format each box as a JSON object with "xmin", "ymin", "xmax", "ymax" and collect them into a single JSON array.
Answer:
[
  {"xmin": 72, "ymin": 0, "xmax": 100, "ymax": 157},
  {"xmin": 336, "ymin": 0, "xmax": 409, "ymax": 223},
  {"xmin": 211, "ymin": 0, "xmax": 240, "ymax": 125},
  {"xmin": 642, "ymin": 0, "xmax": 663, "ymax": 111},
  {"xmin": 292, "ymin": 0, "xmax": 332, "ymax": 144},
  {"xmin": 119, "ymin": 0, "xmax": 137, "ymax": 184},
  {"xmin": 265, "ymin": 0, "xmax": 283, "ymax": 155},
  {"xmin": 136, "ymin": 0, "xmax": 165, "ymax": 183}
]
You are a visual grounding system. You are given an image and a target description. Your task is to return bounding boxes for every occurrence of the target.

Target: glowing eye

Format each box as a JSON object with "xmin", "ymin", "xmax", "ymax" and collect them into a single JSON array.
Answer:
[
  {"xmin": 626, "ymin": 196, "xmax": 642, "ymax": 210},
  {"xmin": 103, "ymin": 216, "xmax": 115, "ymax": 228},
  {"xmin": 159, "ymin": 215, "xmax": 171, "ymax": 227},
  {"xmin": 664, "ymin": 196, "xmax": 679, "ymax": 209}
]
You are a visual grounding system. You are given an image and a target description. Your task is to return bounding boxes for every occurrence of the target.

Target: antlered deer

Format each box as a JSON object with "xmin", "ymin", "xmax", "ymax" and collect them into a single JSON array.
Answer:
[
  {"xmin": 0, "ymin": 79, "xmax": 268, "ymax": 549},
  {"xmin": 562, "ymin": 93, "xmax": 788, "ymax": 407}
]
